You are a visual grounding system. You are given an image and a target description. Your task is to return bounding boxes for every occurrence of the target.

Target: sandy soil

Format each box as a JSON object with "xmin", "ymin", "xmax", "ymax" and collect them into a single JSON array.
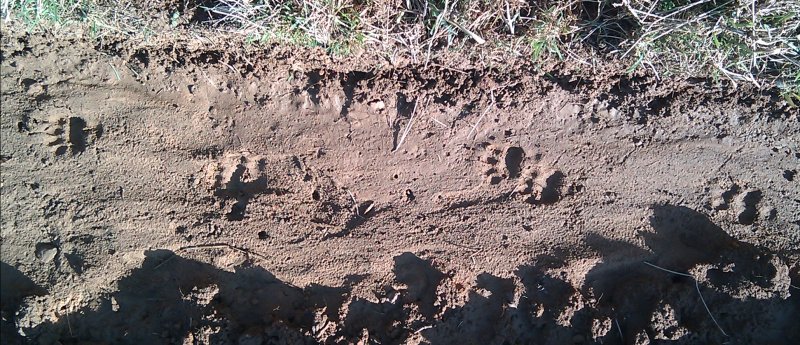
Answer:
[{"xmin": 1, "ymin": 31, "xmax": 799, "ymax": 345}]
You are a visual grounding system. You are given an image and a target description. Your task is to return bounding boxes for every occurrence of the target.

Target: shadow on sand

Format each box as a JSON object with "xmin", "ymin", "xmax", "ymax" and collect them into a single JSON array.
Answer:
[{"xmin": 3, "ymin": 205, "xmax": 797, "ymax": 344}]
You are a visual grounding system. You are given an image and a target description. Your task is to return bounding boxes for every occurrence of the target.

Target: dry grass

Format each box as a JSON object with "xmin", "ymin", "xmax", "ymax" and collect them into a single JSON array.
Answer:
[
  {"xmin": 2, "ymin": 0, "xmax": 798, "ymax": 100},
  {"xmin": 617, "ymin": 0, "xmax": 800, "ymax": 99}
]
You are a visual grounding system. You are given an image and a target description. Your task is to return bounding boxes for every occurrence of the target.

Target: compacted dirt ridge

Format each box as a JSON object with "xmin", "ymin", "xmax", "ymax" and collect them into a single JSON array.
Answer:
[{"xmin": 1, "ymin": 31, "xmax": 799, "ymax": 345}]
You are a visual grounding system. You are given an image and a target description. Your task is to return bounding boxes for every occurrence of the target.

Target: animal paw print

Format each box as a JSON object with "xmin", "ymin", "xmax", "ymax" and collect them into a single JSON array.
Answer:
[
  {"xmin": 30, "ymin": 114, "xmax": 101, "ymax": 155},
  {"xmin": 513, "ymin": 166, "xmax": 566, "ymax": 205},
  {"xmin": 204, "ymin": 152, "xmax": 289, "ymax": 198},
  {"xmin": 203, "ymin": 152, "xmax": 296, "ymax": 221},
  {"xmin": 478, "ymin": 145, "xmax": 525, "ymax": 185},
  {"xmin": 477, "ymin": 144, "xmax": 567, "ymax": 204},
  {"xmin": 201, "ymin": 151, "xmax": 352, "ymax": 225},
  {"xmin": 710, "ymin": 183, "xmax": 765, "ymax": 225}
]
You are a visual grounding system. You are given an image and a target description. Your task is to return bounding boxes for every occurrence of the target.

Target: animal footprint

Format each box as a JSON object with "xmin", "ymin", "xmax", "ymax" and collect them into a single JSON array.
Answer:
[
  {"xmin": 514, "ymin": 167, "xmax": 566, "ymax": 205},
  {"xmin": 710, "ymin": 183, "xmax": 763, "ymax": 225},
  {"xmin": 203, "ymin": 152, "xmax": 296, "ymax": 220},
  {"xmin": 477, "ymin": 144, "xmax": 567, "ymax": 204},
  {"xmin": 478, "ymin": 145, "xmax": 525, "ymax": 185},
  {"xmin": 206, "ymin": 152, "xmax": 301, "ymax": 198},
  {"xmin": 30, "ymin": 114, "xmax": 101, "ymax": 155},
  {"xmin": 201, "ymin": 152, "xmax": 350, "ymax": 224}
]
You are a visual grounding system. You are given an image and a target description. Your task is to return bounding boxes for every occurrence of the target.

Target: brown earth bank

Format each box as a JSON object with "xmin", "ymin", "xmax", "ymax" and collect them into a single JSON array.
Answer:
[{"xmin": 1, "ymin": 30, "xmax": 799, "ymax": 345}]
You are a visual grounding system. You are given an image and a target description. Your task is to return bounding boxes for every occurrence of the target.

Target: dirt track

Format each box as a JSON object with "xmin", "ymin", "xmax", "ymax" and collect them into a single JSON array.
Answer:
[{"xmin": 1, "ymin": 32, "xmax": 799, "ymax": 344}]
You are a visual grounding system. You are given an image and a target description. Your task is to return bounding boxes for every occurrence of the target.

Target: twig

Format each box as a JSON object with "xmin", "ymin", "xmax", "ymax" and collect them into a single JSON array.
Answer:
[
  {"xmin": 504, "ymin": 0, "xmax": 516, "ymax": 35},
  {"xmin": 614, "ymin": 317, "xmax": 623, "ymax": 342},
  {"xmin": 393, "ymin": 100, "xmax": 418, "ymax": 153},
  {"xmin": 66, "ymin": 313, "xmax": 73, "ymax": 337},
  {"xmin": 346, "ymin": 189, "xmax": 359, "ymax": 215},
  {"xmin": 643, "ymin": 261, "xmax": 693, "ymax": 277},
  {"xmin": 126, "ymin": 64, "xmax": 140, "ymax": 79},
  {"xmin": 467, "ymin": 105, "xmax": 491, "ymax": 140},
  {"xmin": 695, "ymin": 280, "xmax": 729, "ymax": 337},
  {"xmin": 466, "ymin": 90, "xmax": 496, "ymax": 141},
  {"xmin": 643, "ymin": 261, "xmax": 729, "ymax": 337},
  {"xmin": 415, "ymin": 325, "xmax": 434, "ymax": 334},
  {"xmin": 346, "ymin": 189, "xmax": 357, "ymax": 204},
  {"xmin": 153, "ymin": 254, "xmax": 177, "ymax": 270},
  {"xmin": 430, "ymin": 117, "xmax": 448, "ymax": 128},
  {"xmin": 108, "ymin": 63, "xmax": 121, "ymax": 81},
  {"xmin": 179, "ymin": 243, "xmax": 269, "ymax": 260},
  {"xmin": 443, "ymin": 17, "xmax": 485, "ymax": 45}
]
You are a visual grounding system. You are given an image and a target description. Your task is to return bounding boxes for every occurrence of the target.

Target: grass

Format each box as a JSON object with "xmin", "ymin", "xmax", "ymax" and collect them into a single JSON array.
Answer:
[
  {"xmin": 526, "ymin": 5, "xmax": 573, "ymax": 64},
  {"xmin": 4, "ymin": 0, "xmax": 81, "ymax": 27},
  {"xmin": 1, "ymin": 0, "xmax": 798, "ymax": 98},
  {"xmin": 198, "ymin": 0, "xmax": 366, "ymax": 56},
  {"xmin": 618, "ymin": 0, "xmax": 799, "ymax": 91}
]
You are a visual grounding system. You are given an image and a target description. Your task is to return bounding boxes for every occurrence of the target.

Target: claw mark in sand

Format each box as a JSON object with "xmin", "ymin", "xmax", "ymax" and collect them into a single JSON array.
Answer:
[
  {"xmin": 201, "ymin": 152, "xmax": 352, "ymax": 226},
  {"xmin": 23, "ymin": 113, "xmax": 102, "ymax": 155},
  {"xmin": 203, "ymin": 152, "xmax": 291, "ymax": 221}
]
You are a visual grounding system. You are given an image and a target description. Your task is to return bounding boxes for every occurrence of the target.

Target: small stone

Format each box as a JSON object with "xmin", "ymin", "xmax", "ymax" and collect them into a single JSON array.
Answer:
[{"xmin": 369, "ymin": 100, "xmax": 385, "ymax": 111}]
